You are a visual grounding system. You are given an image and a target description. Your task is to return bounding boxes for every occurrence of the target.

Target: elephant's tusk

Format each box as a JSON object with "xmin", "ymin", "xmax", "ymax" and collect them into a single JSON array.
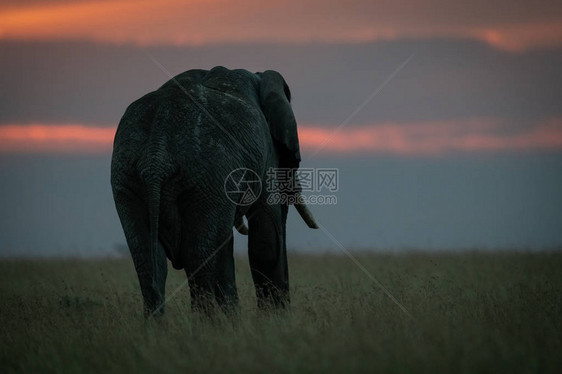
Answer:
[
  {"xmin": 234, "ymin": 216, "xmax": 249, "ymax": 235},
  {"xmin": 294, "ymin": 193, "xmax": 319, "ymax": 229}
]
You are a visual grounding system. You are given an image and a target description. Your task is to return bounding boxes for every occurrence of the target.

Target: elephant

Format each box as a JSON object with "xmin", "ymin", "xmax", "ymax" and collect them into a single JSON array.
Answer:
[{"xmin": 111, "ymin": 66, "xmax": 318, "ymax": 317}]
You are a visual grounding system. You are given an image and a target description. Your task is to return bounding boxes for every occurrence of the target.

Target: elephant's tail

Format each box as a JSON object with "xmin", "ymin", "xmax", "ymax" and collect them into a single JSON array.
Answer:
[
  {"xmin": 139, "ymin": 156, "xmax": 166, "ymax": 278},
  {"xmin": 147, "ymin": 178, "xmax": 162, "ymax": 275},
  {"xmin": 139, "ymin": 117, "xmax": 177, "ymax": 270}
]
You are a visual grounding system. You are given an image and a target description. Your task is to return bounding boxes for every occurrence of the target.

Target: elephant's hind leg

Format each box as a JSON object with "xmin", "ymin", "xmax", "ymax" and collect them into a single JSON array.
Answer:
[
  {"xmin": 114, "ymin": 190, "xmax": 168, "ymax": 317},
  {"xmin": 184, "ymin": 237, "xmax": 239, "ymax": 315},
  {"xmin": 248, "ymin": 204, "xmax": 289, "ymax": 309},
  {"xmin": 214, "ymin": 234, "xmax": 239, "ymax": 313}
]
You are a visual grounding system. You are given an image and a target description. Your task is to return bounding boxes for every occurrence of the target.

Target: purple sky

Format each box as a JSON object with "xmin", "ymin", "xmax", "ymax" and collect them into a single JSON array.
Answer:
[{"xmin": 0, "ymin": 1, "xmax": 561, "ymax": 255}]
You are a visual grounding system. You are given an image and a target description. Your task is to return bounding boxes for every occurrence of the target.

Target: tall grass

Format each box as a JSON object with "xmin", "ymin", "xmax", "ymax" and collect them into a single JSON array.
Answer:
[{"xmin": 1, "ymin": 252, "xmax": 561, "ymax": 373}]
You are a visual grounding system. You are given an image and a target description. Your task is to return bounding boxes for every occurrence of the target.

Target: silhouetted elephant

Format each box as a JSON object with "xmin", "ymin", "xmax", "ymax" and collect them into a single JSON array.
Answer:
[{"xmin": 111, "ymin": 66, "xmax": 317, "ymax": 317}]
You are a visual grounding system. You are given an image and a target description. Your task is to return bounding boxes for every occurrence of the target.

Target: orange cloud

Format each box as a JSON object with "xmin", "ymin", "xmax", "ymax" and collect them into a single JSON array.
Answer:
[
  {"xmin": 471, "ymin": 22, "xmax": 562, "ymax": 52},
  {"xmin": 1, "ymin": 0, "xmax": 561, "ymax": 51},
  {"xmin": 300, "ymin": 118, "xmax": 562, "ymax": 156},
  {"xmin": 1, "ymin": 119, "xmax": 562, "ymax": 156},
  {"xmin": 0, "ymin": 124, "xmax": 115, "ymax": 154}
]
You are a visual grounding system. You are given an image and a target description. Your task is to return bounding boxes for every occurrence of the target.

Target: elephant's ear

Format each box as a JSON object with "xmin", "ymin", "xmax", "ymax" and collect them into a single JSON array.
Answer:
[{"xmin": 259, "ymin": 70, "xmax": 301, "ymax": 167}]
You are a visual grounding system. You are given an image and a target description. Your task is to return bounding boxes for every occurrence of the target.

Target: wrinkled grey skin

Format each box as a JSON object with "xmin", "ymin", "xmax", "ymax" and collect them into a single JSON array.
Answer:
[{"xmin": 111, "ymin": 67, "xmax": 309, "ymax": 317}]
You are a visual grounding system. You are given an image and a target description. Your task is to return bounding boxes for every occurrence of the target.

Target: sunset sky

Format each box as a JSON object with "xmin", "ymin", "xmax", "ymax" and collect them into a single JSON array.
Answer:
[{"xmin": 1, "ymin": 0, "xmax": 561, "ymax": 255}]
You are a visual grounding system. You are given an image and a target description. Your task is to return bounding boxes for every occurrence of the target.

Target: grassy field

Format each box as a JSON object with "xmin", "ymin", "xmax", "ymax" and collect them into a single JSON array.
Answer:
[{"xmin": 1, "ymin": 251, "xmax": 561, "ymax": 373}]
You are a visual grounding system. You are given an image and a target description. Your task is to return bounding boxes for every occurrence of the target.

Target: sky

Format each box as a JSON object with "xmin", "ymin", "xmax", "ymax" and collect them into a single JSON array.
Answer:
[{"xmin": 1, "ymin": 0, "xmax": 561, "ymax": 256}]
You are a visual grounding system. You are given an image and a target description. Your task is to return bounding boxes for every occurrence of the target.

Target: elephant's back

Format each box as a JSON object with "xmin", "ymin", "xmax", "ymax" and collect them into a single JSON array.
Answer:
[
  {"xmin": 113, "ymin": 69, "xmax": 273, "ymax": 198},
  {"xmin": 153, "ymin": 79, "xmax": 267, "ymax": 155}
]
